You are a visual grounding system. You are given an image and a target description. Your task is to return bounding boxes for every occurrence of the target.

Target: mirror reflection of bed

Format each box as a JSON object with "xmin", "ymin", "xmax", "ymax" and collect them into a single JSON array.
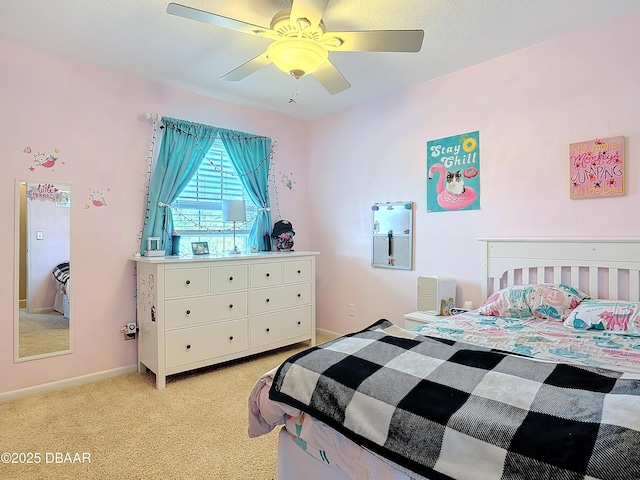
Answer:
[{"xmin": 16, "ymin": 180, "xmax": 71, "ymax": 361}]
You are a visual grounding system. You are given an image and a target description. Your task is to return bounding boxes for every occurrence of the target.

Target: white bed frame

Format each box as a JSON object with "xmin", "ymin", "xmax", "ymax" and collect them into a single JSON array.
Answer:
[
  {"xmin": 480, "ymin": 237, "xmax": 640, "ymax": 302},
  {"xmin": 278, "ymin": 237, "xmax": 640, "ymax": 480}
]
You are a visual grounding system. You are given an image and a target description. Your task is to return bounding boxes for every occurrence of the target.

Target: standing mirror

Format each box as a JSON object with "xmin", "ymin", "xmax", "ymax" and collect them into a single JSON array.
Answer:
[{"xmin": 15, "ymin": 180, "xmax": 72, "ymax": 361}]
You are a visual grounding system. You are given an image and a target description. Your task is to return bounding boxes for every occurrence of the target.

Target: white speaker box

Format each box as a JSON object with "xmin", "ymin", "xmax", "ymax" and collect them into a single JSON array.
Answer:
[{"xmin": 417, "ymin": 276, "xmax": 456, "ymax": 315}]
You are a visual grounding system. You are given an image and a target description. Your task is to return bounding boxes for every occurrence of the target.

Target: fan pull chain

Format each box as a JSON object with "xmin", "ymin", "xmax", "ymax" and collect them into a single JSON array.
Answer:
[{"xmin": 289, "ymin": 85, "xmax": 299, "ymax": 104}]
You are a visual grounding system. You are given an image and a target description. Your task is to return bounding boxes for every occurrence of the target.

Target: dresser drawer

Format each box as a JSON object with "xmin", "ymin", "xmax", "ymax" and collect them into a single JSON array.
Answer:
[
  {"xmin": 283, "ymin": 259, "xmax": 312, "ymax": 284},
  {"xmin": 165, "ymin": 268, "xmax": 209, "ymax": 298},
  {"xmin": 210, "ymin": 264, "xmax": 248, "ymax": 292},
  {"xmin": 135, "ymin": 253, "xmax": 316, "ymax": 389},
  {"xmin": 251, "ymin": 306, "xmax": 312, "ymax": 348},
  {"xmin": 165, "ymin": 319, "xmax": 248, "ymax": 368},
  {"xmin": 165, "ymin": 292, "xmax": 248, "ymax": 329},
  {"xmin": 250, "ymin": 263, "xmax": 282, "ymax": 288},
  {"xmin": 249, "ymin": 283, "xmax": 312, "ymax": 314}
]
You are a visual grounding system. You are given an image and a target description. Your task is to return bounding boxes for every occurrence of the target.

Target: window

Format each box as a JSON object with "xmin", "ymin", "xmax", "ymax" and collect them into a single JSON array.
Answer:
[{"xmin": 171, "ymin": 138, "xmax": 256, "ymax": 254}]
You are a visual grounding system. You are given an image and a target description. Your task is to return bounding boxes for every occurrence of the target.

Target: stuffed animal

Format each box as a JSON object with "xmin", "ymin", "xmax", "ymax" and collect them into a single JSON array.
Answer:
[{"xmin": 271, "ymin": 219, "xmax": 295, "ymax": 251}]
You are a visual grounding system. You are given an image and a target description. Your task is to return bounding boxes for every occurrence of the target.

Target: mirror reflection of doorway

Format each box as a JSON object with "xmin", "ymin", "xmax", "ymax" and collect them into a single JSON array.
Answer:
[{"xmin": 16, "ymin": 181, "xmax": 71, "ymax": 360}]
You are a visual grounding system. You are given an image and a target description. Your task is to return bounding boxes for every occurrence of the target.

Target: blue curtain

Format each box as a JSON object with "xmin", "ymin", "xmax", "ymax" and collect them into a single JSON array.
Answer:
[
  {"xmin": 220, "ymin": 130, "xmax": 273, "ymax": 251},
  {"xmin": 141, "ymin": 117, "xmax": 218, "ymax": 254}
]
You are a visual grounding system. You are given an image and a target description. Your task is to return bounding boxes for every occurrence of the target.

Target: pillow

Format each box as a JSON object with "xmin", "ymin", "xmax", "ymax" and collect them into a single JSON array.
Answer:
[
  {"xmin": 478, "ymin": 285, "xmax": 535, "ymax": 319},
  {"xmin": 563, "ymin": 299, "xmax": 640, "ymax": 334},
  {"xmin": 478, "ymin": 284, "xmax": 588, "ymax": 320},
  {"xmin": 526, "ymin": 284, "xmax": 589, "ymax": 320}
]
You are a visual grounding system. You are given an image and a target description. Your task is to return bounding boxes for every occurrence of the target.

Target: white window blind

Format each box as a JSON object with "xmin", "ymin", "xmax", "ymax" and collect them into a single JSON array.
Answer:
[{"xmin": 171, "ymin": 139, "xmax": 256, "ymax": 252}]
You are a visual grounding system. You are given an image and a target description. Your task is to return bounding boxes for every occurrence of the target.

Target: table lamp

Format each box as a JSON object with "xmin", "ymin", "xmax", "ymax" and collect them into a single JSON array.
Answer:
[{"xmin": 222, "ymin": 199, "xmax": 246, "ymax": 254}]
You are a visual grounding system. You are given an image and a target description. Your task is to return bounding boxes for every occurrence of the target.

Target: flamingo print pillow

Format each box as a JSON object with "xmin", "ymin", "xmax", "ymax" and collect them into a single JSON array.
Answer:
[
  {"xmin": 478, "ymin": 285, "xmax": 535, "ymax": 319},
  {"xmin": 479, "ymin": 284, "xmax": 588, "ymax": 320},
  {"xmin": 526, "ymin": 284, "xmax": 588, "ymax": 320},
  {"xmin": 563, "ymin": 299, "xmax": 640, "ymax": 334}
]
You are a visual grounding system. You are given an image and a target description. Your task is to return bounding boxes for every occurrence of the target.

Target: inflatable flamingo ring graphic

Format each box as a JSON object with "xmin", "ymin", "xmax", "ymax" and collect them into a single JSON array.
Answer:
[{"xmin": 428, "ymin": 163, "xmax": 477, "ymax": 210}]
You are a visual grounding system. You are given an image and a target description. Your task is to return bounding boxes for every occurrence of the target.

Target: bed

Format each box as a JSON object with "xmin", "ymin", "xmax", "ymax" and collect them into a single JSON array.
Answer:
[
  {"xmin": 52, "ymin": 261, "xmax": 70, "ymax": 318},
  {"xmin": 248, "ymin": 237, "xmax": 640, "ymax": 480}
]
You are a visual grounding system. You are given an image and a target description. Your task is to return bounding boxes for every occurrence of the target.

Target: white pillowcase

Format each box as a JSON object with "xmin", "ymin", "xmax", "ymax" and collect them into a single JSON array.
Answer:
[{"xmin": 563, "ymin": 299, "xmax": 640, "ymax": 335}]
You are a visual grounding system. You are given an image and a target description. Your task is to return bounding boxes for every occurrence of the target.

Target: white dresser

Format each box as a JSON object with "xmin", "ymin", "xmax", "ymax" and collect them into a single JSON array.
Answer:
[{"xmin": 132, "ymin": 252, "xmax": 318, "ymax": 389}]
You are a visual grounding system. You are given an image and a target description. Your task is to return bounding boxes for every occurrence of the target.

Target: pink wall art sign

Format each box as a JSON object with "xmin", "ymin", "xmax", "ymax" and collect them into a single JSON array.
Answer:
[{"xmin": 569, "ymin": 136, "xmax": 624, "ymax": 199}]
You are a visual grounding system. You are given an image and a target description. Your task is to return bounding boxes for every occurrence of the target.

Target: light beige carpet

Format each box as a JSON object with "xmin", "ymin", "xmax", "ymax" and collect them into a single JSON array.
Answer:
[
  {"xmin": 19, "ymin": 309, "xmax": 69, "ymax": 358},
  {"xmin": 0, "ymin": 334, "xmax": 332, "ymax": 480}
]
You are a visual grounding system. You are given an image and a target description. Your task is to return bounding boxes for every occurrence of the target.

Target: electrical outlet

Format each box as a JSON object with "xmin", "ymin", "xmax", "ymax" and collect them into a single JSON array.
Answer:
[
  {"xmin": 123, "ymin": 322, "xmax": 137, "ymax": 341},
  {"xmin": 348, "ymin": 304, "xmax": 355, "ymax": 317}
]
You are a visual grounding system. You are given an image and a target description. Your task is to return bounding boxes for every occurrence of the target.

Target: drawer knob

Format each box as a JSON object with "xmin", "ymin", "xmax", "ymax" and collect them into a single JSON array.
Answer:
[
  {"xmin": 266, "ymin": 298, "xmax": 270, "ymax": 303},
  {"xmin": 186, "ymin": 310, "xmax": 191, "ymax": 315},
  {"xmin": 229, "ymin": 304, "xmax": 234, "ymax": 309},
  {"xmin": 185, "ymin": 280, "xmax": 191, "ymax": 285},
  {"xmin": 229, "ymin": 276, "xmax": 233, "ymax": 281},
  {"xmin": 186, "ymin": 344, "xmax": 191, "ymax": 350},
  {"xmin": 229, "ymin": 336, "xmax": 234, "ymax": 341},
  {"xmin": 297, "ymin": 321, "xmax": 301, "ymax": 325},
  {"xmin": 297, "ymin": 270, "xmax": 301, "ymax": 274},
  {"xmin": 266, "ymin": 328, "xmax": 270, "ymax": 333},
  {"xmin": 297, "ymin": 293, "xmax": 301, "ymax": 298},
  {"xmin": 266, "ymin": 273, "xmax": 270, "ymax": 277}
]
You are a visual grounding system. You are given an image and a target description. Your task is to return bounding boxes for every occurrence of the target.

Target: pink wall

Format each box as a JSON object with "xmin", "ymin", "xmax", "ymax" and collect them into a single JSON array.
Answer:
[
  {"xmin": 308, "ymin": 11, "xmax": 640, "ymax": 334},
  {"xmin": 0, "ymin": 41, "xmax": 310, "ymax": 394}
]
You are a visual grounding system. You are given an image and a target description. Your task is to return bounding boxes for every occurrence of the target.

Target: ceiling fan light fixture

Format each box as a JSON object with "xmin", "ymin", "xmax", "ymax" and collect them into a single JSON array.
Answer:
[{"xmin": 267, "ymin": 37, "xmax": 328, "ymax": 78}]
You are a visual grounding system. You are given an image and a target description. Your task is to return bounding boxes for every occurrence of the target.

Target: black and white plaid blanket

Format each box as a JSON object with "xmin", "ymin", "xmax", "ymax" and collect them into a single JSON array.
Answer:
[
  {"xmin": 52, "ymin": 261, "xmax": 70, "ymax": 285},
  {"xmin": 269, "ymin": 319, "xmax": 640, "ymax": 480}
]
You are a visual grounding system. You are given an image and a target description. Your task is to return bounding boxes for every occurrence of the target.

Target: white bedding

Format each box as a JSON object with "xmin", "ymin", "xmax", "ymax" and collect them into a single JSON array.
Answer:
[
  {"xmin": 53, "ymin": 278, "xmax": 70, "ymax": 318},
  {"xmin": 412, "ymin": 310, "xmax": 640, "ymax": 373},
  {"xmin": 52, "ymin": 261, "xmax": 70, "ymax": 318}
]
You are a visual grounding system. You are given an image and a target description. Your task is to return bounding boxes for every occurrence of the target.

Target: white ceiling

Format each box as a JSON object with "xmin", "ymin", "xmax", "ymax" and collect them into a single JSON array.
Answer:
[{"xmin": 2, "ymin": 0, "xmax": 640, "ymax": 120}]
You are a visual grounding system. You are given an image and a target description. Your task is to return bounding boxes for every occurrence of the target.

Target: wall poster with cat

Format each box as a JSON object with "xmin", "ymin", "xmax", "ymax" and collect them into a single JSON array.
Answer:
[{"xmin": 426, "ymin": 131, "xmax": 480, "ymax": 213}]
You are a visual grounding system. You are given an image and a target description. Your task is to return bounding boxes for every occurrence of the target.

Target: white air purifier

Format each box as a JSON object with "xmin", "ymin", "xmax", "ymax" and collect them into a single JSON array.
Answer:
[{"xmin": 417, "ymin": 276, "xmax": 456, "ymax": 315}]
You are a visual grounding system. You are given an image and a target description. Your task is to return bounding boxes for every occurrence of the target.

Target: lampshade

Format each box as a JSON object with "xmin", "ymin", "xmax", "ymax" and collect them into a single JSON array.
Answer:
[
  {"xmin": 222, "ymin": 199, "xmax": 246, "ymax": 222},
  {"xmin": 267, "ymin": 37, "xmax": 328, "ymax": 79}
]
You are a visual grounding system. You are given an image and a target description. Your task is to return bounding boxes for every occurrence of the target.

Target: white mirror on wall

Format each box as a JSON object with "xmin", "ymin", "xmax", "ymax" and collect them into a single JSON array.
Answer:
[
  {"xmin": 371, "ymin": 201, "xmax": 413, "ymax": 270},
  {"xmin": 14, "ymin": 180, "xmax": 72, "ymax": 361}
]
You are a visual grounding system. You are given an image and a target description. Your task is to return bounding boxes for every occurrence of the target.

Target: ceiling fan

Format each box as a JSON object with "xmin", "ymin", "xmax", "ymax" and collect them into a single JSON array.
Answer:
[{"xmin": 166, "ymin": 0, "xmax": 424, "ymax": 95}]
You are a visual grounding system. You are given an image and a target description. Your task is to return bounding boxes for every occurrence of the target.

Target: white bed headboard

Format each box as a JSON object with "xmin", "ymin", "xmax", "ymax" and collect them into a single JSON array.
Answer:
[{"xmin": 479, "ymin": 238, "xmax": 640, "ymax": 302}]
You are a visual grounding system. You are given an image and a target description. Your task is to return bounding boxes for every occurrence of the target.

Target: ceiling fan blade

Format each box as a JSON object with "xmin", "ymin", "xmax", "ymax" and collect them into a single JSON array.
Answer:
[
  {"xmin": 220, "ymin": 52, "xmax": 272, "ymax": 81},
  {"xmin": 166, "ymin": 3, "xmax": 269, "ymax": 35},
  {"xmin": 290, "ymin": 0, "xmax": 329, "ymax": 29},
  {"xmin": 324, "ymin": 30, "xmax": 424, "ymax": 52},
  {"xmin": 312, "ymin": 60, "xmax": 350, "ymax": 95}
]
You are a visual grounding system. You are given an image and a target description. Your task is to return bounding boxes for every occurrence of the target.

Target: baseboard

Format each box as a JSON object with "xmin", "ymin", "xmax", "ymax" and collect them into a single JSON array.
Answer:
[
  {"xmin": 317, "ymin": 327, "xmax": 341, "ymax": 340},
  {"xmin": 2, "ymin": 331, "xmax": 340, "ymax": 402},
  {"xmin": 0, "ymin": 365, "xmax": 138, "ymax": 403}
]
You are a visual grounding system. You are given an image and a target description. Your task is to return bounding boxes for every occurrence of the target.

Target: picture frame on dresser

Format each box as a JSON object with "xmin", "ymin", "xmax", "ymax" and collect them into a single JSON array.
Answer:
[{"xmin": 191, "ymin": 241, "xmax": 209, "ymax": 255}]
